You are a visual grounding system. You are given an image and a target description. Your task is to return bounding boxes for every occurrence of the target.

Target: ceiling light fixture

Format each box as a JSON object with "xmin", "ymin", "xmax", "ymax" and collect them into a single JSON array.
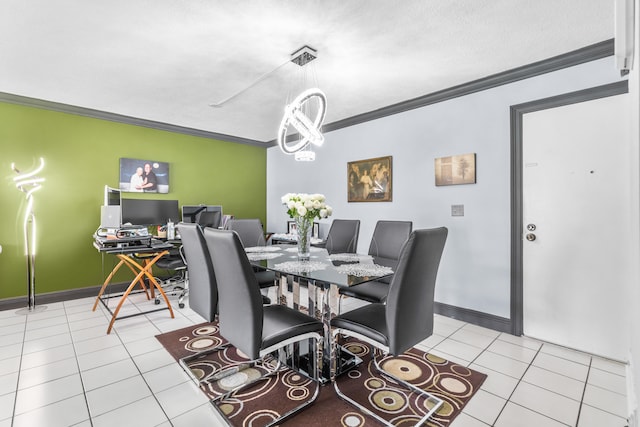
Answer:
[{"xmin": 277, "ymin": 45, "xmax": 327, "ymax": 161}]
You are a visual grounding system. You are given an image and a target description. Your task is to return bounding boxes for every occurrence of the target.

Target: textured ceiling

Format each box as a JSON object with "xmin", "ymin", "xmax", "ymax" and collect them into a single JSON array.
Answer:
[{"xmin": 0, "ymin": 0, "xmax": 613, "ymax": 143}]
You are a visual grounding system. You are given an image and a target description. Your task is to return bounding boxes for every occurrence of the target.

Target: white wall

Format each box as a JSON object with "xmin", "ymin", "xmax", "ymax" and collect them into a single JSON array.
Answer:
[{"xmin": 267, "ymin": 57, "xmax": 626, "ymax": 318}]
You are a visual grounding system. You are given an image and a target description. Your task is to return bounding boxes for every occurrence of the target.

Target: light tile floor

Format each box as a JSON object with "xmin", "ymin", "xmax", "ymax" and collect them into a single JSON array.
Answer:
[{"xmin": 0, "ymin": 288, "xmax": 629, "ymax": 427}]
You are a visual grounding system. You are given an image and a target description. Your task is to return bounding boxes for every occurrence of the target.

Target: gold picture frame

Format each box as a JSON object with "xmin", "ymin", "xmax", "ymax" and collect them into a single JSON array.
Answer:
[
  {"xmin": 434, "ymin": 153, "xmax": 476, "ymax": 186},
  {"xmin": 347, "ymin": 156, "xmax": 392, "ymax": 202}
]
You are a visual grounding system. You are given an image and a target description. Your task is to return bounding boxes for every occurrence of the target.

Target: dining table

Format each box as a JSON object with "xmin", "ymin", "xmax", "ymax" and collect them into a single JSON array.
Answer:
[{"xmin": 245, "ymin": 244, "xmax": 394, "ymax": 380}]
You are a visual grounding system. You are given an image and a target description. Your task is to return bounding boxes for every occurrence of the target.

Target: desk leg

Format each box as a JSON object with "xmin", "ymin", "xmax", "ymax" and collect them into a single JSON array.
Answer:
[
  {"xmin": 120, "ymin": 253, "xmax": 175, "ymax": 319},
  {"xmin": 144, "ymin": 259, "xmax": 156, "ymax": 300},
  {"xmin": 92, "ymin": 259, "xmax": 126, "ymax": 312},
  {"xmin": 106, "ymin": 267, "xmax": 149, "ymax": 334},
  {"xmin": 105, "ymin": 252, "xmax": 174, "ymax": 334},
  {"xmin": 121, "ymin": 260, "xmax": 151, "ymax": 300}
]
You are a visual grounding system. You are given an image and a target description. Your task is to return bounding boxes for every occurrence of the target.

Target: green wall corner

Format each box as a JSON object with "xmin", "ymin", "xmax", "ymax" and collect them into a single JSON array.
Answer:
[{"xmin": 0, "ymin": 101, "xmax": 266, "ymax": 299}]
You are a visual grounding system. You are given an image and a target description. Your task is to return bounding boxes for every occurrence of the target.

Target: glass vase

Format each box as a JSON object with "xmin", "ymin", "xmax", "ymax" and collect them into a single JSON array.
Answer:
[{"xmin": 295, "ymin": 216, "xmax": 312, "ymax": 260}]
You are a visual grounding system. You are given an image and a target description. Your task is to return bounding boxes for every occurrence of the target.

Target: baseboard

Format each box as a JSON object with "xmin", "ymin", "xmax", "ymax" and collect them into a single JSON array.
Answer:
[
  {"xmin": 0, "ymin": 282, "xmax": 131, "ymax": 311},
  {"xmin": 434, "ymin": 302, "xmax": 512, "ymax": 334},
  {"xmin": 0, "ymin": 285, "xmax": 513, "ymax": 336}
]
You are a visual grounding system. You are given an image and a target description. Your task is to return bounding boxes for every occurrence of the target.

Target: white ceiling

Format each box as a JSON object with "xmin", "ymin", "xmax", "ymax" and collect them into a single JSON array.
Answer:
[{"xmin": 0, "ymin": 0, "xmax": 613, "ymax": 143}]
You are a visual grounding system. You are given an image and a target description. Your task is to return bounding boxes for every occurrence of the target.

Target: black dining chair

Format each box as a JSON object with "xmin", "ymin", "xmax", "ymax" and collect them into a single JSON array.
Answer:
[
  {"xmin": 314, "ymin": 219, "xmax": 360, "ymax": 254},
  {"xmin": 225, "ymin": 218, "xmax": 278, "ymax": 290},
  {"xmin": 330, "ymin": 227, "xmax": 448, "ymax": 426},
  {"xmin": 339, "ymin": 220, "xmax": 412, "ymax": 306},
  {"xmin": 177, "ymin": 223, "xmax": 270, "ymax": 322},
  {"xmin": 200, "ymin": 228, "xmax": 324, "ymax": 424}
]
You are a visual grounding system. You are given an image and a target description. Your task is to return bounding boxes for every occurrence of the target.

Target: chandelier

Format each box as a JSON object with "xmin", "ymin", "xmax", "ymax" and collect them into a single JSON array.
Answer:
[{"xmin": 277, "ymin": 46, "xmax": 327, "ymax": 161}]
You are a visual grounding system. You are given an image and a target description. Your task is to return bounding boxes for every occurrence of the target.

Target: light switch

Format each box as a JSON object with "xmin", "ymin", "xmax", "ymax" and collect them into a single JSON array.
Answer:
[{"xmin": 451, "ymin": 205, "xmax": 464, "ymax": 217}]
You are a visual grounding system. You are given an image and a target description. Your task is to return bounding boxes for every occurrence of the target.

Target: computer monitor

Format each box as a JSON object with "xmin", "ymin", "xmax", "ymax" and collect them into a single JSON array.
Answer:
[
  {"xmin": 181, "ymin": 205, "xmax": 223, "ymax": 228},
  {"xmin": 104, "ymin": 186, "xmax": 121, "ymax": 206},
  {"xmin": 101, "ymin": 186, "xmax": 122, "ymax": 228},
  {"xmin": 121, "ymin": 199, "xmax": 180, "ymax": 226}
]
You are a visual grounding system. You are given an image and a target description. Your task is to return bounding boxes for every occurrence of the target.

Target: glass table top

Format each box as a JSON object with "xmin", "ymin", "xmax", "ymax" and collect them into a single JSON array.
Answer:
[{"xmin": 246, "ymin": 245, "xmax": 394, "ymax": 288}]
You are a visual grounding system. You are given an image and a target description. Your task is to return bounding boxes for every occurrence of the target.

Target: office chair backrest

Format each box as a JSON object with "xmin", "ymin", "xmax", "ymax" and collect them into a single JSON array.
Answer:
[
  {"xmin": 325, "ymin": 219, "xmax": 360, "ymax": 254},
  {"xmin": 203, "ymin": 228, "xmax": 264, "ymax": 359},
  {"xmin": 368, "ymin": 220, "xmax": 413, "ymax": 260},
  {"xmin": 198, "ymin": 211, "xmax": 221, "ymax": 229},
  {"xmin": 176, "ymin": 223, "xmax": 218, "ymax": 322},
  {"xmin": 225, "ymin": 219, "xmax": 266, "ymax": 247},
  {"xmin": 385, "ymin": 227, "xmax": 448, "ymax": 355}
]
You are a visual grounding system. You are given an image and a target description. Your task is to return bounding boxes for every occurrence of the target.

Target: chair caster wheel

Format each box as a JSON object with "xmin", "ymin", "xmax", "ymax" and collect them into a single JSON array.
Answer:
[
  {"xmin": 154, "ymin": 298, "xmax": 160, "ymax": 305},
  {"xmin": 179, "ymin": 303, "xmax": 185, "ymax": 309}
]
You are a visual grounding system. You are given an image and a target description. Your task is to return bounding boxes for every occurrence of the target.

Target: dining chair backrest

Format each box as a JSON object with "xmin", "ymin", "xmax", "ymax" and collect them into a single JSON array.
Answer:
[
  {"xmin": 367, "ymin": 220, "xmax": 413, "ymax": 260},
  {"xmin": 203, "ymin": 228, "xmax": 264, "ymax": 359},
  {"xmin": 176, "ymin": 223, "xmax": 218, "ymax": 321},
  {"xmin": 225, "ymin": 219, "xmax": 266, "ymax": 247},
  {"xmin": 385, "ymin": 227, "xmax": 448, "ymax": 355},
  {"xmin": 325, "ymin": 219, "xmax": 360, "ymax": 254}
]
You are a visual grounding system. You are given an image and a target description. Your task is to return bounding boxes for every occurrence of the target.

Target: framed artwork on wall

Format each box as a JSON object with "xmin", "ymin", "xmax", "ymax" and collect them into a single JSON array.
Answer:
[
  {"xmin": 347, "ymin": 156, "xmax": 392, "ymax": 202},
  {"xmin": 119, "ymin": 158, "xmax": 170, "ymax": 193},
  {"xmin": 287, "ymin": 221, "xmax": 320, "ymax": 237},
  {"xmin": 434, "ymin": 153, "xmax": 476, "ymax": 186}
]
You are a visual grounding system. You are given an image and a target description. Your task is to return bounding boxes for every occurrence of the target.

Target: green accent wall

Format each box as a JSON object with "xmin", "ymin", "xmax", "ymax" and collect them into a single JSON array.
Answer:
[{"xmin": 0, "ymin": 101, "xmax": 267, "ymax": 299}]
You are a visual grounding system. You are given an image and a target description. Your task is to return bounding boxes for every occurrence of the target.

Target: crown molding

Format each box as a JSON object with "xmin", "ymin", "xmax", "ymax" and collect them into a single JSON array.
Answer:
[
  {"xmin": 0, "ymin": 92, "xmax": 266, "ymax": 147},
  {"xmin": 0, "ymin": 40, "xmax": 614, "ymax": 148}
]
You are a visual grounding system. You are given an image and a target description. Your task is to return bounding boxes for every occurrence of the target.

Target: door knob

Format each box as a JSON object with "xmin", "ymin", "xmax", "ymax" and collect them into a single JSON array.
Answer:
[{"xmin": 526, "ymin": 233, "xmax": 536, "ymax": 241}]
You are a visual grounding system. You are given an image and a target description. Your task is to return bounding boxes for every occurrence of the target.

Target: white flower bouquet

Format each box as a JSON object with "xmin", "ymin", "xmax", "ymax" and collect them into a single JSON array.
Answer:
[
  {"xmin": 281, "ymin": 193, "xmax": 332, "ymax": 260},
  {"xmin": 281, "ymin": 193, "xmax": 333, "ymax": 221}
]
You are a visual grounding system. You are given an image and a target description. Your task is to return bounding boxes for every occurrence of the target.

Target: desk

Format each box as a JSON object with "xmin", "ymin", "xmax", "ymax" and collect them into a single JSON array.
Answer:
[
  {"xmin": 93, "ymin": 241, "xmax": 176, "ymax": 334},
  {"xmin": 246, "ymin": 245, "xmax": 393, "ymax": 379}
]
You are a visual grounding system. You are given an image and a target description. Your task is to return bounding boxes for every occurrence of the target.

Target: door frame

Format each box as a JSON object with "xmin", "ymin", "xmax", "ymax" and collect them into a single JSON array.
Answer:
[{"xmin": 509, "ymin": 80, "xmax": 629, "ymax": 336}]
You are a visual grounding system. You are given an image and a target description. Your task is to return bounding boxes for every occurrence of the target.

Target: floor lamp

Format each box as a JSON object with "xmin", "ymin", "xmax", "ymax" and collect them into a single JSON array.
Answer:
[{"xmin": 12, "ymin": 158, "xmax": 47, "ymax": 314}]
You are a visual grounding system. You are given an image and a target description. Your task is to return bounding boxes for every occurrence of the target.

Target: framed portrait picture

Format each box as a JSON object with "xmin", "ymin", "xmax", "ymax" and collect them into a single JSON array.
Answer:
[
  {"xmin": 434, "ymin": 153, "xmax": 476, "ymax": 186},
  {"xmin": 347, "ymin": 156, "xmax": 392, "ymax": 202},
  {"xmin": 287, "ymin": 221, "xmax": 320, "ymax": 238},
  {"xmin": 119, "ymin": 158, "xmax": 170, "ymax": 193}
]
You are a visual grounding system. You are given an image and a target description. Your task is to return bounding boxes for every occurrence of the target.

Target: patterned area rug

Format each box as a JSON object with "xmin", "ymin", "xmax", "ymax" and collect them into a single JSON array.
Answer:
[{"xmin": 156, "ymin": 323, "xmax": 487, "ymax": 426}]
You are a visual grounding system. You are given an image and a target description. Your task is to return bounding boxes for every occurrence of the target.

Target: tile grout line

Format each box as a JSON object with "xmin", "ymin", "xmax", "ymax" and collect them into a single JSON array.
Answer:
[
  {"xmin": 64, "ymin": 301, "xmax": 95, "ymax": 427},
  {"xmin": 573, "ymin": 357, "xmax": 593, "ymax": 427},
  {"xmin": 11, "ymin": 310, "xmax": 28, "ymax": 427},
  {"xmin": 485, "ymin": 342, "xmax": 541, "ymax": 426}
]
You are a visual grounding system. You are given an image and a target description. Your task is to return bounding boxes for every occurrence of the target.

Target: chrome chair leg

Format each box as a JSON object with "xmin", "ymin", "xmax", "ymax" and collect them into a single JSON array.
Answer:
[{"xmin": 331, "ymin": 328, "xmax": 444, "ymax": 426}]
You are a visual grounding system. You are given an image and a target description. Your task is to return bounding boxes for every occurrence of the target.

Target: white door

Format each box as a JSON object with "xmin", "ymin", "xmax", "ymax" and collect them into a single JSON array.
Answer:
[{"xmin": 522, "ymin": 94, "xmax": 631, "ymax": 360}]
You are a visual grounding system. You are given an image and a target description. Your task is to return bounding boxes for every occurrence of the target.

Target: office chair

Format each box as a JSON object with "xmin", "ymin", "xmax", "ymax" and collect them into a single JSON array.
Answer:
[
  {"xmin": 330, "ymin": 227, "xmax": 448, "ymax": 426},
  {"xmin": 191, "ymin": 228, "xmax": 323, "ymax": 425},
  {"xmin": 197, "ymin": 210, "xmax": 221, "ymax": 229},
  {"xmin": 313, "ymin": 219, "xmax": 360, "ymax": 254},
  {"xmin": 225, "ymin": 218, "xmax": 277, "ymax": 290},
  {"xmin": 339, "ymin": 220, "xmax": 412, "ymax": 306},
  {"xmin": 154, "ymin": 245, "xmax": 188, "ymax": 308}
]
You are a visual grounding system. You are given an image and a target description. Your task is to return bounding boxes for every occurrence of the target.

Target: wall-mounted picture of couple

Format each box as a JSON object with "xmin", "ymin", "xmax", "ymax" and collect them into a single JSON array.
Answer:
[{"xmin": 119, "ymin": 158, "xmax": 170, "ymax": 193}]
